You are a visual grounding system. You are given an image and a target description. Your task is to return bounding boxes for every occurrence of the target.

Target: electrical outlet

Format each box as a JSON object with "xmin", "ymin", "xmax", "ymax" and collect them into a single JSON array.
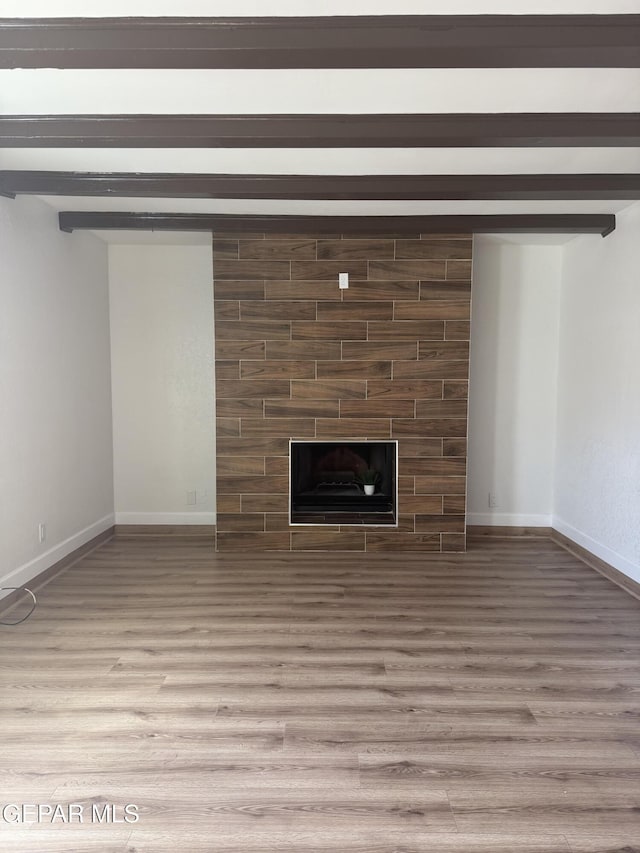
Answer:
[
  {"xmin": 38, "ymin": 523, "xmax": 46, "ymax": 543},
  {"xmin": 488, "ymin": 492, "xmax": 499, "ymax": 508},
  {"xmin": 186, "ymin": 490, "xmax": 197, "ymax": 506}
]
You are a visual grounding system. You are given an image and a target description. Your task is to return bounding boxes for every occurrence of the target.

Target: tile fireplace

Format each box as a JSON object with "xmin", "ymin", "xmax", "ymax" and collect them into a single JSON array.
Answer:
[{"xmin": 213, "ymin": 230, "xmax": 471, "ymax": 552}]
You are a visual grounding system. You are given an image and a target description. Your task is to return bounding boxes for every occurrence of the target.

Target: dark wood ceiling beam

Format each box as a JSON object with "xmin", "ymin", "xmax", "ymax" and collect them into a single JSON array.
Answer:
[
  {"xmin": 2, "ymin": 114, "xmax": 639, "ymax": 148},
  {"xmin": 2, "ymin": 171, "xmax": 639, "ymax": 200},
  {"xmin": 0, "ymin": 15, "xmax": 638, "ymax": 68},
  {"xmin": 57, "ymin": 212, "xmax": 616, "ymax": 237}
]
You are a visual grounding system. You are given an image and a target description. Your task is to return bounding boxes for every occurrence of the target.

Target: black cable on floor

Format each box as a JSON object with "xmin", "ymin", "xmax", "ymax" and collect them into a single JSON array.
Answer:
[{"xmin": 0, "ymin": 587, "xmax": 37, "ymax": 625}]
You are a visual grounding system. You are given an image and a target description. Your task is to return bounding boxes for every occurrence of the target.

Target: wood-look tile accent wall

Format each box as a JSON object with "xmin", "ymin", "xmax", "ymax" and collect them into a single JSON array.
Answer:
[{"xmin": 213, "ymin": 232, "xmax": 472, "ymax": 552}]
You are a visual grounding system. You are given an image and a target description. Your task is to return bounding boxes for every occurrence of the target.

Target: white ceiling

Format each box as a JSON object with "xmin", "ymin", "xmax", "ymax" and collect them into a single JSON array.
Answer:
[
  {"xmin": 3, "ymin": 148, "xmax": 639, "ymax": 176},
  {"xmin": 1, "ymin": 2, "xmax": 638, "ymax": 244},
  {"xmin": 3, "ymin": 69, "xmax": 639, "ymax": 114},
  {"xmin": 2, "ymin": 1, "xmax": 638, "ymax": 15},
  {"xmin": 34, "ymin": 196, "xmax": 636, "ymax": 217}
]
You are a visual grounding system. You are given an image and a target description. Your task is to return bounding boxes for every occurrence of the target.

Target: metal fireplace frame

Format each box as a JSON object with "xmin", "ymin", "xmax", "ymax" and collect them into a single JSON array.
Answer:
[{"xmin": 288, "ymin": 439, "xmax": 399, "ymax": 528}]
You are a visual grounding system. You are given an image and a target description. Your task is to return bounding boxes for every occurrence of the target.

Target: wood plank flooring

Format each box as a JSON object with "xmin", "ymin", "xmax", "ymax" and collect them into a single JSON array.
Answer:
[{"xmin": 1, "ymin": 536, "xmax": 639, "ymax": 852}]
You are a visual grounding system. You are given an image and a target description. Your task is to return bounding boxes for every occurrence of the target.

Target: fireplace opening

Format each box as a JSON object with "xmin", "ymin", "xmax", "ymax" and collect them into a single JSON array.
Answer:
[{"xmin": 289, "ymin": 440, "xmax": 398, "ymax": 526}]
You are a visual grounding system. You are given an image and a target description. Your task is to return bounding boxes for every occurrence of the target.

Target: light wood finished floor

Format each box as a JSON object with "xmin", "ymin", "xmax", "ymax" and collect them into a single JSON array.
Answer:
[{"xmin": 1, "ymin": 536, "xmax": 639, "ymax": 852}]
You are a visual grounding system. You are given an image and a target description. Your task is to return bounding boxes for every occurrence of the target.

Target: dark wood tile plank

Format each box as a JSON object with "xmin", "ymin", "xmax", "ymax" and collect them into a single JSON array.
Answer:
[
  {"xmin": 443, "ymin": 381, "xmax": 469, "ymax": 400},
  {"xmin": 264, "ymin": 457, "xmax": 289, "ymax": 476},
  {"xmin": 442, "ymin": 533, "xmax": 467, "ymax": 551},
  {"xmin": 419, "ymin": 341, "xmax": 470, "ymax": 360},
  {"xmin": 395, "ymin": 301, "xmax": 471, "ymax": 320},
  {"xmin": 215, "ymin": 300, "xmax": 240, "ymax": 320},
  {"xmin": 399, "ymin": 458, "xmax": 467, "ymax": 476},
  {"xmin": 217, "ymin": 494, "xmax": 241, "ymax": 513},
  {"xmin": 396, "ymin": 239, "xmax": 473, "ymax": 260},
  {"xmin": 215, "ymin": 260, "xmax": 291, "ymax": 280},
  {"xmin": 217, "ymin": 398, "xmax": 265, "ymax": 418},
  {"xmin": 216, "ymin": 416, "xmax": 240, "ymax": 436},
  {"xmin": 316, "ymin": 418, "xmax": 391, "ymax": 438},
  {"xmin": 316, "ymin": 301, "xmax": 394, "ymax": 320},
  {"xmin": 240, "ymin": 418, "xmax": 316, "ymax": 438},
  {"xmin": 342, "ymin": 280, "xmax": 419, "ymax": 301},
  {"xmin": 217, "ymin": 475, "xmax": 289, "ymax": 494},
  {"xmin": 265, "ymin": 281, "xmax": 342, "ymax": 301},
  {"xmin": 217, "ymin": 512, "xmax": 266, "ymax": 532},
  {"xmin": 239, "ymin": 239, "xmax": 316, "ymax": 260},
  {"xmin": 399, "ymin": 495, "xmax": 444, "ymax": 513},
  {"xmin": 366, "ymin": 532, "xmax": 441, "ymax": 551},
  {"xmin": 291, "ymin": 261, "xmax": 368, "ymax": 281},
  {"xmin": 216, "ymin": 320, "xmax": 291, "ymax": 340},
  {"xmin": 397, "ymin": 439, "xmax": 443, "ymax": 457},
  {"xmin": 416, "ymin": 515, "xmax": 466, "ymax": 533},
  {"xmin": 415, "ymin": 475, "xmax": 467, "ymax": 493},
  {"xmin": 367, "ymin": 380, "xmax": 442, "ymax": 400},
  {"xmin": 443, "ymin": 438, "xmax": 467, "ymax": 457},
  {"xmin": 392, "ymin": 418, "xmax": 467, "ymax": 437},
  {"xmin": 241, "ymin": 301, "xmax": 317, "ymax": 320},
  {"xmin": 447, "ymin": 260, "xmax": 473, "ymax": 279},
  {"xmin": 265, "ymin": 340, "xmax": 341, "ymax": 360},
  {"xmin": 416, "ymin": 400, "xmax": 468, "ymax": 418},
  {"xmin": 215, "ymin": 360, "xmax": 241, "ymax": 380},
  {"xmin": 292, "ymin": 321, "xmax": 368, "ymax": 341},
  {"xmin": 292, "ymin": 530, "xmax": 366, "ymax": 551},
  {"xmin": 292, "ymin": 380, "xmax": 367, "ymax": 400},
  {"xmin": 342, "ymin": 342, "xmax": 418, "ymax": 360},
  {"xmin": 443, "ymin": 495, "xmax": 466, "ymax": 514},
  {"xmin": 217, "ymin": 532, "xmax": 290, "ymax": 551},
  {"xmin": 216, "ymin": 340, "xmax": 266, "ymax": 360},
  {"xmin": 216, "ymin": 436, "xmax": 290, "ymax": 455},
  {"xmin": 418, "ymin": 294, "xmax": 471, "ymax": 321},
  {"xmin": 216, "ymin": 380, "xmax": 290, "ymax": 398},
  {"xmin": 214, "ymin": 280, "xmax": 265, "ymax": 300},
  {"xmin": 317, "ymin": 361, "xmax": 392, "ymax": 379},
  {"xmin": 368, "ymin": 320, "xmax": 445, "ymax": 341},
  {"xmin": 393, "ymin": 361, "xmax": 470, "ymax": 380},
  {"xmin": 240, "ymin": 360, "xmax": 315, "ymax": 379},
  {"xmin": 217, "ymin": 457, "xmax": 266, "ymax": 476},
  {"xmin": 317, "ymin": 240, "xmax": 395, "ymax": 260},
  {"xmin": 445, "ymin": 320, "xmax": 471, "ymax": 340},
  {"xmin": 265, "ymin": 399, "xmax": 339, "ymax": 418},
  {"xmin": 341, "ymin": 400, "xmax": 415, "ymax": 418},
  {"xmin": 212, "ymin": 239, "xmax": 239, "ymax": 260},
  {"xmin": 420, "ymin": 280, "xmax": 472, "ymax": 300},
  {"xmin": 241, "ymin": 494, "xmax": 289, "ymax": 512},
  {"xmin": 369, "ymin": 260, "xmax": 446, "ymax": 280}
]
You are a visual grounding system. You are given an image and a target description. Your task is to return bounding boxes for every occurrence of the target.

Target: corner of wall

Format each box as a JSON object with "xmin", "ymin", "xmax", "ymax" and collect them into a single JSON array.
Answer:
[
  {"xmin": 0, "ymin": 196, "xmax": 114, "ymax": 599},
  {"xmin": 108, "ymin": 243, "xmax": 216, "ymax": 526},
  {"xmin": 553, "ymin": 202, "xmax": 640, "ymax": 583},
  {"xmin": 467, "ymin": 239, "xmax": 562, "ymax": 527}
]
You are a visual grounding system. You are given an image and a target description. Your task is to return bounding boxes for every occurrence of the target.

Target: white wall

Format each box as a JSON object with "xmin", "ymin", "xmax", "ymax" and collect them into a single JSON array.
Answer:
[
  {"xmin": 554, "ymin": 202, "xmax": 640, "ymax": 583},
  {"xmin": 0, "ymin": 196, "xmax": 113, "ymax": 601},
  {"xmin": 109, "ymin": 244, "xmax": 215, "ymax": 524},
  {"xmin": 468, "ymin": 239, "xmax": 561, "ymax": 526}
]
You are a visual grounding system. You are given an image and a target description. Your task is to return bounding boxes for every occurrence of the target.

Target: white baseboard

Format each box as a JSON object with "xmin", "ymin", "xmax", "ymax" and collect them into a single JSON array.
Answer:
[
  {"xmin": 0, "ymin": 514, "xmax": 115, "ymax": 602},
  {"xmin": 114, "ymin": 512, "xmax": 216, "ymax": 525},
  {"xmin": 552, "ymin": 516, "xmax": 640, "ymax": 585},
  {"xmin": 467, "ymin": 512, "xmax": 552, "ymax": 526}
]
